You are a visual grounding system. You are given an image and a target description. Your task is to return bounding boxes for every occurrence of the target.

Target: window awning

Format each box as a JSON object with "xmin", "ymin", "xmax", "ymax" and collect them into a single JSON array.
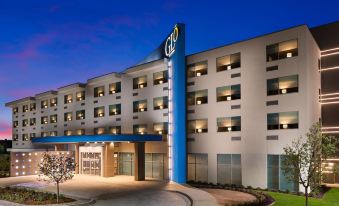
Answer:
[{"xmin": 31, "ymin": 134, "xmax": 163, "ymax": 144}]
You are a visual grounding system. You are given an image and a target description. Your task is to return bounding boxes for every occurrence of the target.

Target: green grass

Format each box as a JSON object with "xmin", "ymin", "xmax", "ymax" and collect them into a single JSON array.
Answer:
[{"xmin": 267, "ymin": 188, "xmax": 339, "ymax": 206}]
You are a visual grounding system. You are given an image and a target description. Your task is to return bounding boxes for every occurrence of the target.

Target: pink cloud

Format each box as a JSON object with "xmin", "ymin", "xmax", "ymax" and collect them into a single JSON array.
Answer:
[{"xmin": 0, "ymin": 121, "xmax": 11, "ymax": 139}]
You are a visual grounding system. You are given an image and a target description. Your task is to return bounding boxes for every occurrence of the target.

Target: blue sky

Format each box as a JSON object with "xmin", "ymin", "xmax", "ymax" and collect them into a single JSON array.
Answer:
[{"xmin": 0, "ymin": 0, "xmax": 339, "ymax": 139}]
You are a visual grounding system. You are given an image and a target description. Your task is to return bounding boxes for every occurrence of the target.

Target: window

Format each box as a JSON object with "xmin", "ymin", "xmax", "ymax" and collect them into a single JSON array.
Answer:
[
  {"xmin": 217, "ymin": 154, "xmax": 242, "ymax": 185},
  {"xmin": 153, "ymin": 96, "xmax": 168, "ymax": 110},
  {"xmin": 109, "ymin": 82, "xmax": 121, "ymax": 94},
  {"xmin": 94, "ymin": 127, "xmax": 105, "ymax": 135},
  {"xmin": 76, "ymin": 91, "xmax": 85, "ymax": 101},
  {"xmin": 29, "ymin": 118, "xmax": 36, "ymax": 126},
  {"xmin": 267, "ymin": 155, "xmax": 298, "ymax": 191},
  {"xmin": 109, "ymin": 126, "xmax": 121, "ymax": 134},
  {"xmin": 41, "ymin": 116, "xmax": 48, "ymax": 124},
  {"xmin": 109, "ymin": 104, "xmax": 121, "ymax": 116},
  {"xmin": 267, "ymin": 111, "xmax": 298, "ymax": 130},
  {"xmin": 41, "ymin": 100, "xmax": 48, "ymax": 109},
  {"xmin": 267, "ymin": 39, "xmax": 298, "ymax": 62},
  {"xmin": 217, "ymin": 116, "xmax": 241, "ymax": 132},
  {"xmin": 119, "ymin": 153, "xmax": 134, "ymax": 176},
  {"xmin": 133, "ymin": 75, "xmax": 147, "ymax": 89},
  {"xmin": 133, "ymin": 124, "xmax": 147, "ymax": 134},
  {"xmin": 22, "ymin": 105, "xmax": 29, "ymax": 113},
  {"xmin": 217, "ymin": 53, "xmax": 241, "ymax": 72},
  {"xmin": 64, "ymin": 112, "xmax": 73, "ymax": 122},
  {"xmin": 145, "ymin": 153, "xmax": 165, "ymax": 179},
  {"xmin": 30, "ymin": 103, "xmax": 36, "ymax": 111},
  {"xmin": 13, "ymin": 121, "xmax": 18, "ymax": 128},
  {"xmin": 133, "ymin": 100, "xmax": 147, "ymax": 113},
  {"xmin": 153, "ymin": 122, "xmax": 168, "ymax": 135},
  {"xmin": 64, "ymin": 130, "xmax": 72, "ymax": 136},
  {"xmin": 187, "ymin": 61, "xmax": 208, "ymax": 78},
  {"xmin": 41, "ymin": 132, "xmax": 48, "ymax": 137},
  {"xmin": 64, "ymin": 94, "xmax": 73, "ymax": 104},
  {"xmin": 13, "ymin": 134, "xmax": 19, "ymax": 141},
  {"xmin": 267, "ymin": 75, "xmax": 298, "ymax": 95},
  {"xmin": 29, "ymin": 133, "xmax": 36, "ymax": 140},
  {"xmin": 22, "ymin": 134, "xmax": 29, "ymax": 141},
  {"xmin": 50, "ymin": 98, "xmax": 58, "ymax": 107},
  {"xmin": 76, "ymin": 129, "xmax": 85, "ymax": 136},
  {"xmin": 94, "ymin": 86, "xmax": 105, "ymax": 97},
  {"xmin": 94, "ymin": 106, "xmax": 105, "ymax": 118},
  {"xmin": 22, "ymin": 119, "xmax": 28, "ymax": 127},
  {"xmin": 216, "ymin": 84, "xmax": 241, "ymax": 102},
  {"xmin": 50, "ymin": 131, "xmax": 57, "ymax": 136},
  {"xmin": 187, "ymin": 90, "xmax": 208, "ymax": 106},
  {"xmin": 76, "ymin": 110, "xmax": 85, "ymax": 120},
  {"xmin": 187, "ymin": 153, "xmax": 208, "ymax": 182},
  {"xmin": 50, "ymin": 114, "xmax": 57, "ymax": 123},
  {"xmin": 13, "ymin": 107, "xmax": 18, "ymax": 114},
  {"xmin": 187, "ymin": 119, "xmax": 208, "ymax": 134},
  {"xmin": 153, "ymin": 70, "xmax": 168, "ymax": 85}
]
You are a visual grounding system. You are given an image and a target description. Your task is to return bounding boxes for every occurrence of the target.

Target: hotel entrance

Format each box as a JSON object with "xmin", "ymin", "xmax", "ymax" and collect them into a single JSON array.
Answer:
[{"xmin": 81, "ymin": 152, "xmax": 101, "ymax": 176}]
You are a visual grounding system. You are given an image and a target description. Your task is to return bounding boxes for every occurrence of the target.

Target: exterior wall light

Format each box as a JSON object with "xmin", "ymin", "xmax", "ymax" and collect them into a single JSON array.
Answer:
[
  {"xmin": 196, "ymin": 72, "xmax": 201, "ymax": 77},
  {"xmin": 196, "ymin": 100, "xmax": 202, "ymax": 105},
  {"xmin": 281, "ymin": 89, "xmax": 287, "ymax": 94},
  {"xmin": 286, "ymin": 52, "xmax": 292, "ymax": 58},
  {"xmin": 282, "ymin": 124, "xmax": 288, "ymax": 129},
  {"xmin": 197, "ymin": 128, "xmax": 202, "ymax": 133},
  {"xmin": 227, "ymin": 65, "xmax": 232, "ymax": 70}
]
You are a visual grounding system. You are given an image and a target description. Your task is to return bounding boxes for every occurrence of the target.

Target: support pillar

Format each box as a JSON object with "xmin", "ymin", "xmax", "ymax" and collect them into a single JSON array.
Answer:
[
  {"xmin": 134, "ymin": 142, "xmax": 145, "ymax": 181},
  {"xmin": 74, "ymin": 143, "xmax": 79, "ymax": 174}
]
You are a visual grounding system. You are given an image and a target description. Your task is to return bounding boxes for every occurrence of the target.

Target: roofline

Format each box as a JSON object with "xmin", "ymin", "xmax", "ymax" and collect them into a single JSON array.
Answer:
[
  {"xmin": 5, "ymin": 97, "xmax": 35, "ymax": 107},
  {"xmin": 58, "ymin": 82, "xmax": 86, "ymax": 91}
]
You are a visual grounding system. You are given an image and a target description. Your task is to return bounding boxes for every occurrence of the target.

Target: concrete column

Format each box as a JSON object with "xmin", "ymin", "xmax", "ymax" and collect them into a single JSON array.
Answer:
[
  {"xmin": 74, "ymin": 144, "xmax": 79, "ymax": 174},
  {"xmin": 134, "ymin": 142, "xmax": 145, "ymax": 181}
]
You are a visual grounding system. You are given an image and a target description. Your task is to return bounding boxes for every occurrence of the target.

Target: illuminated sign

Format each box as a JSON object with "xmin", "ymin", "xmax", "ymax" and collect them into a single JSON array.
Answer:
[{"xmin": 165, "ymin": 25, "xmax": 179, "ymax": 58}]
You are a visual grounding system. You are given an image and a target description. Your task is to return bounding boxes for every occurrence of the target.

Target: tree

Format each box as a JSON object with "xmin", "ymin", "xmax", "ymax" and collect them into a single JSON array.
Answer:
[
  {"xmin": 281, "ymin": 122, "xmax": 338, "ymax": 206},
  {"xmin": 38, "ymin": 153, "xmax": 76, "ymax": 203}
]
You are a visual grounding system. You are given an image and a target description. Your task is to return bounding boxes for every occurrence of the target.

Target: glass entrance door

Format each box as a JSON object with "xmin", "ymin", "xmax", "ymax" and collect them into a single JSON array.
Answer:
[{"xmin": 81, "ymin": 152, "xmax": 101, "ymax": 176}]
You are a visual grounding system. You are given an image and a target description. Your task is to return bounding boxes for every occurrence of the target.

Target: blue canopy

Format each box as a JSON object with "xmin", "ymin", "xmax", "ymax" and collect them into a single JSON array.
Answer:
[{"xmin": 32, "ymin": 134, "xmax": 163, "ymax": 144}]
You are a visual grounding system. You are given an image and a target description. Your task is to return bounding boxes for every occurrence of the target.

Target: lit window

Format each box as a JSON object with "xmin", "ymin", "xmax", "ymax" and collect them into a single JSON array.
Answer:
[
  {"xmin": 267, "ymin": 75, "xmax": 298, "ymax": 95},
  {"xmin": 30, "ymin": 103, "xmax": 36, "ymax": 111},
  {"xmin": 22, "ymin": 134, "xmax": 29, "ymax": 141},
  {"xmin": 22, "ymin": 105, "xmax": 29, "ymax": 113},
  {"xmin": 109, "ymin": 82, "xmax": 121, "ymax": 94},
  {"xmin": 188, "ymin": 119, "xmax": 208, "ymax": 134},
  {"xmin": 76, "ymin": 110, "xmax": 85, "ymax": 120},
  {"xmin": 94, "ymin": 106, "xmax": 105, "ymax": 118},
  {"xmin": 217, "ymin": 53, "xmax": 241, "ymax": 72},
  {"xmin": 64, "ymin": 94, "xmax": 73, "ymax": 104},
  {"xmin": 109, "ymin": 104, "xmax": 121, "ymax": 116},
  {"xmin": 64, "ymin": 112, "xmax": 73, "ymax": 121},
  {"xmin": 41, "ymin": 116, "xmax": 48, "ymax": 124},
  {"xmin": 133, "ymin": 124, "xmax": 147, "ymax": 134},
  {"xmin": 30, "ymin": 118, "xmax": 36, "ymax": 126},
  {"xmin": 13, "ymin": 107, "xmax": 18, "ymax": 114},
  {"xmin": 153, "ymin": 70, "xmax": 168, "ymax": 85},
  {"xmin": 94, "ymin": 127, "xmax": 105, "ymax": 135},
  {"xmin": 133, "ymin": 76, "xmax": 147, "ymax": 89},
  {"xmin": 133, "ymin": 100, "xmax": 147, "ymax": 113},
  {"xmin": 50, "ymin": 131, "xmax": 57, "ymax": 136},
  {"xmin": 217, "ymin": 116, "xmax": 241, "ymax": 132},
  {"xmin": 267, "ymin": 39, "xmax": 298, "ymax": 62},
  {"xmin": 50, "ymin": 98, "xmax": 58, "ymax": 107},
  {"xmin": 109, "ymin": 126, "xmax": 121, "ymax": 134},
  {"xmin": 216, "ymin": 85, "xmax": 241, "ymax": 102},
  {"xmin": 267, "ymin": 111, "xmax": 299, "ymax": 130},
  {"xmin": 153, "ymin": 122, "xmax": 168, "ymax": 135},
  {"xmin": 187, "ymin": 61, "xmax": 208, "ymax": 78},
  {"xmin": 76, "ymin": 91, "xmax": 85, "ymax": 101},
  {"xmin": 94, "ymin": 86, "xmax": 105, "ymax": 97},
  {"xmin": 29, "ymin": 133, "xmax": 36, "ymax": 140},
  {"xmin": 76, "ymin": 129, "xmax": 85, "ymax": 136},
  {"xmin": 41, "ymin": 100, "xmax": 48, "ymax": 109},
  {"xmin": 153, "ymin": 96, "xmax": 168, "ymax": 110},
  {"xmin": 13, "ymin": 121, "xmax": 18, "ymax": 128},
  {"xmin": 187, "ymin": 90, "xmax": 208, "ymax": 106},
  {"xmin": 64, "ymin": 130, "xmax": 73, "ymax": 136},
  {"xmin": 13, "ymin": 134, "xmax": 19, "ymax": 141},
  {"xmin": 50, "ymin": 114, "xmax": 58, "ymax": 123}
]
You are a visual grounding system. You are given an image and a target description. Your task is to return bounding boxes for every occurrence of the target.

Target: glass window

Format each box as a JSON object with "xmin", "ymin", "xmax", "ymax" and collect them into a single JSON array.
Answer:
[
  {"xmin": 267, "ymin": 111, "xmax": 298, "ymax": 130},
  {"xmin": 187, "ymin": 153, "xmax": 208, "ymax": 182},
  {"xmin": 22, "ymin": 134, "xmax": 29, "ymax": 141},
  {"xmin": 50, "ymin": 114, "xmax": 57, "ymax": 123},
  {"xmin": 13, "ymin": 134, "xmax": 19, "ymax": 141},
  {"xmin": 109, "ymin": 82, "xmax": 121, "ymax": 94},
  {"xmin": 94, "ymin": 106, "xmax": 105, "ymax": 118},
  {"xmin": 153, "ymin": 122, "xmax": 168, "ymax": 135},
  {"xmin": 217, "ymin": 116, "xmax": 241, "ymax": 132},
  {"xmin": 76, "ymin": 91, "xmax": 85, "ymax": 101},
  {"xmin": 216, "ymin": 84, "xmax": 241, "ymax": 102},
  {"xmin": 94, "ymin": 86, "xmax": 105, "ymax": 97},
  {"xmin": 145, "ymin": 153, "xmax": 165, "ymax": 179},
  {"xmin": 153, "ymin": 70, "xmax": 168, "ymax": 85},
  {"xmin": 50, "ymin": 131, "xmax": 57, "ymax": 136},
  {"xmin": 76, "ymin": 129, "xmax": 85, "ymax": 136},
  {"xmin": 29, "ymin": 118, "xmax": 36, "ymax": 126},
  {"xmin": 41, "ymin": 100, "xmax": 48, "ymax": 109},
  {"xmin": 76, "ymin": 110, "xmax": 85, "ymax": 120},
  {"xmin": 41, "ymin": 132, "xmax": 48, "ymax": 137},
  {"xmin": 13, "ymin": 107, "xmax": 18, "ymax": 114},
  {"xmin": 22, "ymin": 105, "xmax": 29, "ymax": 113},
  {"xmin": 133, "ymin": 100, "xmax": 147, "ymax": 113},
  {"xmin": 50, "ymin": 98, "xmax": 58, "ymax": 107},
  {"xmin": 187, "ymin": 61, "xmax": 208, "ymax": 78},
  {"xmin": 153, "ymin": 96, "xmax": 168, "ymax": 110},
  {"xmin": 109, "ymin": 126, "xmax": 121, "ymax": 134},
  {"xmin": 267, "ymin": 39, "xmax": 298, "ymax": 62},
  {"xmin": 13, "ymin": 121, "xmax": 18, "ymax": 128},
  {"xmin": 217, "ymin": 154, "xmax": 242, "ymax": 185},
  {"xmin": 187, "ymin": 119, "xmax": 208, "ymax": 134},
  {"xmin": 187, "ymin": 90, "xmax": 208, "ymax": 106},
  {"xmin": 64, "ymin": 130, "xmax": 73, "ymax": 136},
  {"xmin": 64, "ymin": 112, "xmax": 73, "ymax": 121},
  {"xmin": 22, "ymin": 119, "xmax": 28, "ymax": 127},
  {"xmin": 109, "ymin": 104, "xmax": 121, "ymax": 116},
  {"xmin": 30, "ymin": 103, "xmax": 36, "ymax": 111},
  {"xmin": 133, "ymin": 75, "xmax": 147, "ymax": 89},
  {"xmin": 119, "ymin": 153, "xmax": 134, "ymax": 176},
  {"xmin": 64, "ymin": 94, "xmax": 73, "ymax": 104},
  {"xmin": 41, "ymin": 116, "xmax": 48, "ymax": 124},
  {"xmin": 267, "ymin": 75, "xmax": 298, "ymax": 95},
  {"xmin": 94, "ymin": 127, "xmax": 105, "ymax": 135},
  {"xmin": 217, "ymin": 53, "xmax": 241, "ymax": 72},
  {"xmin": 133, "ymin": 124, "xmax": 147, "ymax": 134}
]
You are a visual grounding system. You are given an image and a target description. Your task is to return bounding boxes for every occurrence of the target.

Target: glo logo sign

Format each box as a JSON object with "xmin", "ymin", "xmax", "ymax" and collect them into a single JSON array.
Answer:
[{"xmin": 165, "ymin": 25, "xmax": 179, "ymax": 58}]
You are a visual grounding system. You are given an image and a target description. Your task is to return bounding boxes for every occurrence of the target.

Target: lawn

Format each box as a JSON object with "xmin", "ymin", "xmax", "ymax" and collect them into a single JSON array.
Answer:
[{"xmin": 267, "ymin": 188, "xmax": 339, "ymax": 206}]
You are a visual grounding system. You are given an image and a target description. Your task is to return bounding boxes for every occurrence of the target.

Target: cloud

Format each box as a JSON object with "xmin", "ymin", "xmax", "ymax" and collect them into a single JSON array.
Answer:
[{"xmin": 0, "ymin": 121, "xmax": 11, "ymax": 139}]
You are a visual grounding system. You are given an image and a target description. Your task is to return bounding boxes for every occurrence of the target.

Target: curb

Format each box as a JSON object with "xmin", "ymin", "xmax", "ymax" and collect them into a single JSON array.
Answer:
[{"xmin": 168, "ymin": 190, "xmax": 193, "ymax": 206}]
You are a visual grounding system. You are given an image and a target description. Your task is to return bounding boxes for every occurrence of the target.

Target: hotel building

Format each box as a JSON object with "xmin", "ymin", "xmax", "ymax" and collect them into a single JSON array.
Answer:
[{"xmin": 5, "ymin": 21, "xmax": 339, "ymax": 191}]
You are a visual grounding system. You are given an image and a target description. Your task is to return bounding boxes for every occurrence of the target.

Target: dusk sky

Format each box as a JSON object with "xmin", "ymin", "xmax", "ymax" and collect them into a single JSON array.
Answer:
[{"xmin": 1, "ymin": 0, "xmax": 339, "ymax": 139}]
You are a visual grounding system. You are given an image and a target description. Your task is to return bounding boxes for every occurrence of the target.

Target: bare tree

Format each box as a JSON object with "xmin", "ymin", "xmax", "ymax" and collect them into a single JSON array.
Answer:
[
  {"xmin": 38, "ymin": 152, "xmax": 76, "ymax": 203},
  {"xmin": 281, "ymin": 122, "xmax": 338, "ymax": 206}
]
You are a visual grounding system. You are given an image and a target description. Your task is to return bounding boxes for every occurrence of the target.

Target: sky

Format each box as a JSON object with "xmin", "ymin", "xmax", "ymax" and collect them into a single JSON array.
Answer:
[{"xmin": 0, "ymin": 0, "xmax": 339, "ymax": 139}]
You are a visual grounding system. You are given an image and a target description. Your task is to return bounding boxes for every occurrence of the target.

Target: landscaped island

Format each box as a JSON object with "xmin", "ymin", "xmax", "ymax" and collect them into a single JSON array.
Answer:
[{"xmin": 0, "ymin": 187, "xmax": 75, "ymax": 205}]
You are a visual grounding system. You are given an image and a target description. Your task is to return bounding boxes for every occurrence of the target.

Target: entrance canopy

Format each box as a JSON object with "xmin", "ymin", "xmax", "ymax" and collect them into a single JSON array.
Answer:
[{"xmin": 32, "ymin": 134, "xmax": 163, "ymax": 144}]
